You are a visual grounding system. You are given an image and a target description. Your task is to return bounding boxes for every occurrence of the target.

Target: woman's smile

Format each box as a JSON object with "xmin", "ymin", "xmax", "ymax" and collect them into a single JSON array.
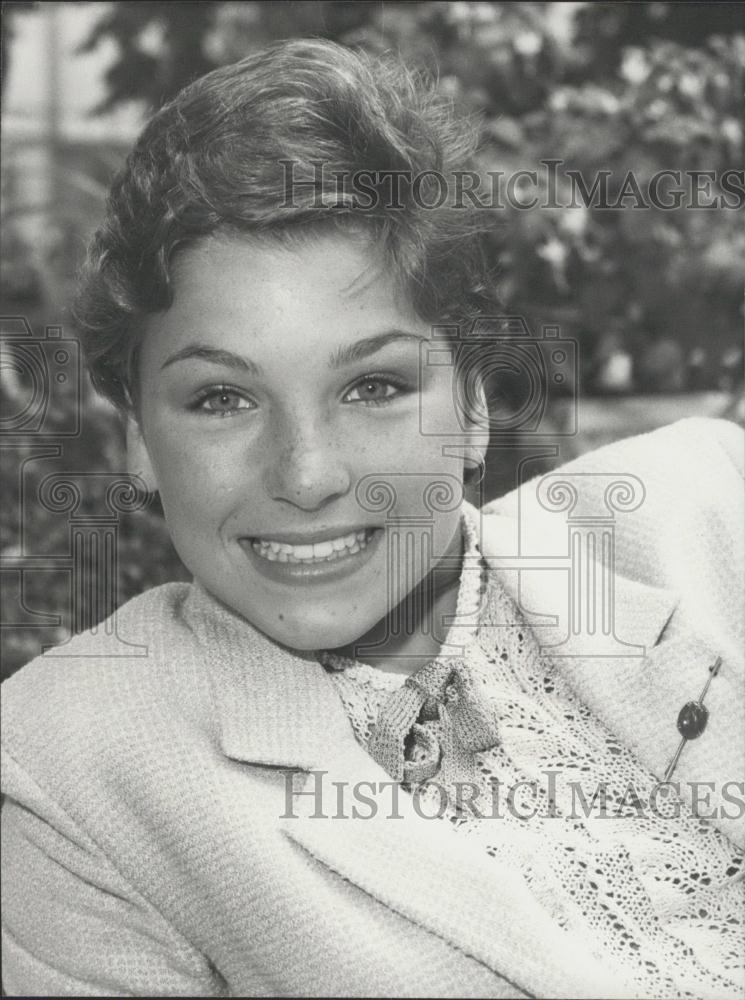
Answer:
[
  {"xmin": 239, "ymin": 526, "xmax": 385, "ymax": 584},
  {"xmin": 247, "ymin": 526, "xmax": 377, "ymax": 561}
]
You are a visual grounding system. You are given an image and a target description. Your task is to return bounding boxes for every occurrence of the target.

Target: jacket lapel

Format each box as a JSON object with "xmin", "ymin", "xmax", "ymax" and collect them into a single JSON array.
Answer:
[
  {"xmin": 476, "ymin": 507, "xmax": 683, "ymax": 764},
  {"xmin": 184, "ymin": 581, "xmax": 633, "ymax": 998},
  {"xmin": 476, "ymin": 507, "xmax": 678, "ymax": 659},
  {"xmin": 478, "ymin": 510, "xmax": 745, "ymax": 848}
]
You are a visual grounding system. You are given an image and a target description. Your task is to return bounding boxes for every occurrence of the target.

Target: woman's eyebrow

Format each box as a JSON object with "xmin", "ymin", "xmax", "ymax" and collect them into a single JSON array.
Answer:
[
  {"xmin": 160, "ymin": 330, "xmax": 426, "ymax": 373},
  {"xmin": 160, "ymin": 346, "xmax": 263, "ymax": 374},
  {"xmin": 328, "ymin": 330, "xmax": 426, "ymax": 368}
]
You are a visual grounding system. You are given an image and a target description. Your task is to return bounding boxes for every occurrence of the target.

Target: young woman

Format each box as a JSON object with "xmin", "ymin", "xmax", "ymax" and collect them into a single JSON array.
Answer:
[{"xmin": 2, "ymin": 39, "xmax": 743, "ymax": 999}]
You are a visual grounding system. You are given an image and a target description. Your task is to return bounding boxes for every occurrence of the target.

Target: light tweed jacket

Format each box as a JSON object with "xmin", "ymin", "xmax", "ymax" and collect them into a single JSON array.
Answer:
[{"xmin": 2, "ymin": 417, "xmax": 743, "ymax": 998}]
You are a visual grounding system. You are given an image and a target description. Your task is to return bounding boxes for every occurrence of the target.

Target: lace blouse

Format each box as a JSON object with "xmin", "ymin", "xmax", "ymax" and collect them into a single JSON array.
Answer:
[{"xmin": 320, "ymin": 505, "xmax": 744, "ymax": 1000}]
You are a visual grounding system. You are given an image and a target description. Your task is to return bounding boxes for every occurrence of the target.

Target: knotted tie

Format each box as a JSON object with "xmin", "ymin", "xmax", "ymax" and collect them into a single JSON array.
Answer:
[{"xmin": 367, "ymin": 653, "xmax": 501, "ymax": 785}]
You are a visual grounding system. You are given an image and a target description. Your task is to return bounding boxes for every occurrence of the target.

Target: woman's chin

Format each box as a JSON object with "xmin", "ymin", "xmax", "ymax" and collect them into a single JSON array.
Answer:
[{"xmin": 254, "ymin": 613, "xmax": 379, "ymax": 655}]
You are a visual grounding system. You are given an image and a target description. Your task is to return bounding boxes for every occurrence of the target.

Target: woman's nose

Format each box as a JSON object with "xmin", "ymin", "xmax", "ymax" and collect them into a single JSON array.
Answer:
[{"xmin": 263, "ymin": 418, "xmax": 352, "ymax": 511}]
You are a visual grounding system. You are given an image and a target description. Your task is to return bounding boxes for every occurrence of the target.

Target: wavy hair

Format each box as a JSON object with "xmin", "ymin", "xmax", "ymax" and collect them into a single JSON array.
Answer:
[{"xmin": 73, "ymin": 38, "xmax": 501, "ymax": 413}]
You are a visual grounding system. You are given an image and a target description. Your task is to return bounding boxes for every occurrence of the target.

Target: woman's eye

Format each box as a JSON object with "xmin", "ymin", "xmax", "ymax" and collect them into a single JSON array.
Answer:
[
  {"xmin": 192, "ymin": 388, "xmax": 255, "ymax": 416},
  {"xmin": 343, "ymin": 376, "xmax": 406, "ymax": 406}
]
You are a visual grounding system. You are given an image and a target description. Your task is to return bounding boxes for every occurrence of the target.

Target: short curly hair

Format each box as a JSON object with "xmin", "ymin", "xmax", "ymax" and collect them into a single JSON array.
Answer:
[{"xmin": 73, "ymin": 38, "xmax": 501, "ymax": 413}]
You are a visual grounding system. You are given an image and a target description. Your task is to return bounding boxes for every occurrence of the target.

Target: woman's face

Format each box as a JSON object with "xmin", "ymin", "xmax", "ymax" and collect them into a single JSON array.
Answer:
[{"xmin": 130, "ymin": 231, "xmax": 485, "ymax": 651}]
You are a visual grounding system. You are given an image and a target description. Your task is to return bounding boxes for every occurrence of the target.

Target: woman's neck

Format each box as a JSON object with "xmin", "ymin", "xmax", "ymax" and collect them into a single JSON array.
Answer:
[{"xmin": 328, "ymin": 523, "xmax": 465, "ymax": 676}]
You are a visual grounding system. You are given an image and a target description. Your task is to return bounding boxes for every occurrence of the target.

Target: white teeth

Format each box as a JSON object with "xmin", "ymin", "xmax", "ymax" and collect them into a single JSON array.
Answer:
[{"xmin": 250, "ymin": 529, "xmax": 376, "ymax": 564}]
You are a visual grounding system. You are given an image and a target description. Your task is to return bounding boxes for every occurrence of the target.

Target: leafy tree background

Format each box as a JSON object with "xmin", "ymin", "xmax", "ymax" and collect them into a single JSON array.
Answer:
[{"xmin": 2, "ymin": 1, "xmax": 743, "ymax": 677}]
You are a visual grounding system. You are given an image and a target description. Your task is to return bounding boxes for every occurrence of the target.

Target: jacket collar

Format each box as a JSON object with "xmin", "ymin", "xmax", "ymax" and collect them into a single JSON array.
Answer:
[{"xmin": 183, "ymin": 580, "xmax": 356, "ymax": 770}]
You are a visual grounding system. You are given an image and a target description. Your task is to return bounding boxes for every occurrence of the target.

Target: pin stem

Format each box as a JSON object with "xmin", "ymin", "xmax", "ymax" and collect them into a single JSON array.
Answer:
[{"xmin": 697, "ymin": 656, "xmax": 722, "ymax": 705}]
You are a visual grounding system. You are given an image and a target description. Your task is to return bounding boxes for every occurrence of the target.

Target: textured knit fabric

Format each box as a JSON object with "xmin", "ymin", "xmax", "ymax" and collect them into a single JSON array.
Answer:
[
  {"xmin": 2, "ymin": 417, "xmax": 744, "ymax": 999},
  {"xmin": 323, "ymin": 503, "xmax": 745, "ymax": 999}
]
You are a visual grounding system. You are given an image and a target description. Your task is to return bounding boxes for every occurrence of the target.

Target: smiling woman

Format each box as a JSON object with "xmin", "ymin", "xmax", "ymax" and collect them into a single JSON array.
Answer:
[
  {"xmin": 126, "ymin": 232, "xmax": 476, "ymax": 661},
  {"xmin": 1, "ymin": 37, "xmax": 744, "ymax": 1000}
]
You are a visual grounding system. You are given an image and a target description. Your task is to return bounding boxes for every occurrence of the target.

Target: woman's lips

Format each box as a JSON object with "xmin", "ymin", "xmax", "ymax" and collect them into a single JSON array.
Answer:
[{"xmin": 238, "ymin": 527, "xmax": 384, "ymax": 585}]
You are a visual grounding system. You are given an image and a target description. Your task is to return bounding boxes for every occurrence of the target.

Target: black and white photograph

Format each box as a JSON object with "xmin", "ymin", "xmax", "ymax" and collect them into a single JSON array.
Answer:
[{"xmin": 1, "ymin": 2, "xmax": 744, "ymax": 997}]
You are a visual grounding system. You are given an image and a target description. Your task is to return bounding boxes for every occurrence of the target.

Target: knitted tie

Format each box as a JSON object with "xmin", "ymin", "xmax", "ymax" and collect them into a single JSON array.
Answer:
[{"xmin": 367, "ymin": 653, "xmax": 500, "ymax": 785}]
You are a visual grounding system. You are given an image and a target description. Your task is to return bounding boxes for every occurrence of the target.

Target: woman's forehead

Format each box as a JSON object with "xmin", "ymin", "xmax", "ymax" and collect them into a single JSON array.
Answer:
[
  {"xmin": 184, "ymin": 232, "xmax": 378, "ymax": 294},
  {"xmin": 147, "ymin": 231, "xmax": 429, "ymax": 356}
]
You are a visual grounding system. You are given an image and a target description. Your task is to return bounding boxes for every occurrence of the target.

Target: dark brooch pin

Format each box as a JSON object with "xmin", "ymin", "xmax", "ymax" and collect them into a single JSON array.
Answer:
[{"xmin": 663, "ymin": 656, "xmax": 722, "ymax": 782}]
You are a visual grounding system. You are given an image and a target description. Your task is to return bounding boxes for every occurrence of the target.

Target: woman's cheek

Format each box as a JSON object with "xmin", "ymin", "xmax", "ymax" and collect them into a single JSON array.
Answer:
[{"xmin": 157, "ymin": 428, "xmax": 240, "ymax": 487}]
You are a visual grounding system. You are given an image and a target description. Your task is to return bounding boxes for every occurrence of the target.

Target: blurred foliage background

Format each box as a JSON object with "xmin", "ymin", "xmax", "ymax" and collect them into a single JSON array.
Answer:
[{"xmin": 2, "ymin": 1, "xmax": 744, "ymax": 677}]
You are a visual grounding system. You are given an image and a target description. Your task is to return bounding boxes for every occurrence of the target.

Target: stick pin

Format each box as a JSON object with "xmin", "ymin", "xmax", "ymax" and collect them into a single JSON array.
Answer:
[{"xmin": 663, "ymin": 657, "xmax": 722, "ymax": 782}]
